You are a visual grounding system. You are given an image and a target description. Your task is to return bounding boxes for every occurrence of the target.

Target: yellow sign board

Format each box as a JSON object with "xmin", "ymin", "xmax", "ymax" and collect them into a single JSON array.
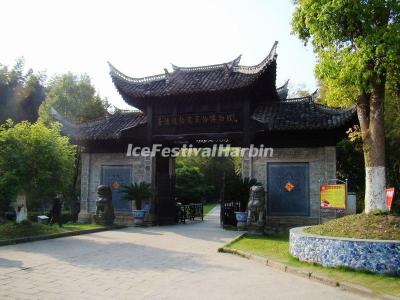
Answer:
[{"xmin": 320, "ymin": 184, "xmax": 346, "ymax": 209}]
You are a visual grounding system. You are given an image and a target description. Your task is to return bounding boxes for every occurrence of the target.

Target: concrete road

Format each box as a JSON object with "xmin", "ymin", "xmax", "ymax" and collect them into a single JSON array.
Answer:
[{"xmin": 0, "ymin": 206, "xmax": 363, "ymax": 299}]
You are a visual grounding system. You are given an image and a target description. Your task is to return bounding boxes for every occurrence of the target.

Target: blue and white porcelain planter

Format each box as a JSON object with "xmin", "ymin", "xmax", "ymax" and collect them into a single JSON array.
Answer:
[
  {"xmin": 133, "ymin": 210, "xmax": 146, "ymax": 225},
  {"xmin": 235, "ymin": 211, "xmax": 248, "ymax": 230},
  {"xmin": 290, "ymin": 227, "xmax": 400, "ymax": 275}
]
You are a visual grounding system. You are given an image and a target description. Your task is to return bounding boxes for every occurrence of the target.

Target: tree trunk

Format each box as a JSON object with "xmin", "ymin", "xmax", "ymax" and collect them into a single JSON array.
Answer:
[
  {"xmin": 357, "ymin": 82, "xmax": 387, "ymax": 213},
  {"xmin": 15, "ymin": 193, "xmax": 28, "ymax": 223}
]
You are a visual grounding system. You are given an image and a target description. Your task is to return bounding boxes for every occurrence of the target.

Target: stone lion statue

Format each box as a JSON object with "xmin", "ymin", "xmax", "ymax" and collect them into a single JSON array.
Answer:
[
  {"xmin": 247, "ymin": 185, "xmax": 265, "ymax": 226},
  {"xmin": 94, "ymin": 185, "xmax": 115, "ymax": 226}
]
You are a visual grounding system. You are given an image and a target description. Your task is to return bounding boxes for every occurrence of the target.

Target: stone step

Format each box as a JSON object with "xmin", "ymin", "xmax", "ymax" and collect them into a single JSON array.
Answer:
[
  {"xmin": 264, "ymin": 217, "xmax": 319, "ymax": 234},
  {"xmin": 266, "ymin": 217, "xmax": 319, "ymax": 225}
]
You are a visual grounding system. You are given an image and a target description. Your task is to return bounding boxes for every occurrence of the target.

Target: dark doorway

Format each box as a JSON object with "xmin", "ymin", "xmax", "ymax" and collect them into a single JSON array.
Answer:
[{"xmin": 155, "ymin": 154, "xmax": 176, "ymax": 225}]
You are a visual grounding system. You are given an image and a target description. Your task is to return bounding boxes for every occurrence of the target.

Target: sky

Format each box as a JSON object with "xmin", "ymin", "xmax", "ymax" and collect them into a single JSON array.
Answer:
[{"xmin": 1, "ymin": 0, "xmax": 317, "ymax": 110}]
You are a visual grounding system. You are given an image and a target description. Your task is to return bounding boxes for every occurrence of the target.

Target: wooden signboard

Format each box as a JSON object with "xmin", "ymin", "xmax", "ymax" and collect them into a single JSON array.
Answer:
[
  {"xmin": 320, "ymin": 184, "xmax": 346, "ymax": 209},
  {"xmin": 156, "ymin": 112, "xmax": 240, "ymax": 128}
]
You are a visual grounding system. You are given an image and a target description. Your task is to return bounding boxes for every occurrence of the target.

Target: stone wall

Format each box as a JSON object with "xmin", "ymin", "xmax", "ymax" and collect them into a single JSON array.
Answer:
[
  {"xmin": 79, "ymin": 152, "xmax": 153, "ymax": 222},
  {"xmin": 242, "ymin": 147, "xmax": 336, "ymax": 226},
  {"xmin": 290, "ymin": 227, "xmax": 400, "ymax": 275}
]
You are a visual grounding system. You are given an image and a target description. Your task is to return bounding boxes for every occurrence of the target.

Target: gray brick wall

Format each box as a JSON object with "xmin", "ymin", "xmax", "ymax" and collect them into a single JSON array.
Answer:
[
  {"xmin": 244, "ymin": 147, "xmax": 336, "ymax": 219},
  {"xmin": 80, "ymin": 153, "xmax": 153, "ymax": 215}
]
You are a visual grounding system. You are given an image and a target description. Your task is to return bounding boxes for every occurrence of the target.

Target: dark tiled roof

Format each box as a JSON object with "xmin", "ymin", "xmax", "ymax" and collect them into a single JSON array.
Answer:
[
  {"xmin": 251, "ymin": 98, "xmax": 356, "ymax": 131},
  {"xmin": 52, "ymin": 108, "xmax": 146, "ymax": 141},
  {"xmin": 109, "ymin": 42, "xmax": 279, "ymax": 106},
  {"xmin": 53, "ymin": 99, "xmax": 356, "ymax": 143}
]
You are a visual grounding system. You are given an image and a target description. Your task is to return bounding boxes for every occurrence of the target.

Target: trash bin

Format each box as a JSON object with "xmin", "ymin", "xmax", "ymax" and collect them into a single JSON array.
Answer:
[{"xmin": 37, "ymin": 215, "xmax": 49, "ymax": 224}]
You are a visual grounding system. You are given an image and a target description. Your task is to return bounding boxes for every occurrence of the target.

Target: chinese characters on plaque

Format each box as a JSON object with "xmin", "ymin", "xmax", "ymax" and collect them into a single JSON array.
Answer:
[{"xmin": 156, "ymin": 112, "xmax": 240, "ymax": 127}]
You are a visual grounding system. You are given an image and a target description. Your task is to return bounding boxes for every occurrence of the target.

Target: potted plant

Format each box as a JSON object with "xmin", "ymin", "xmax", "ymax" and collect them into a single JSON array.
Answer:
[
  {"xmin": 227, "ymin": 177, "xmax": 260, "ymax": 229},
  {"xmin": 121, "ymin": 182, "xmax": 152, "ymax": 225}
]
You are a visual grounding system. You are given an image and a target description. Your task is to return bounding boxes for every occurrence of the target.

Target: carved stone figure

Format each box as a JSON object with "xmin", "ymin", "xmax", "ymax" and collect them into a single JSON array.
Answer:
[
  {"xmin": 247, "ymin": 185, "xmax": 265, "ymax": 226},
  {"xmin": 94, "ymin": 185, "xmax": 115, "ymax": 226}
]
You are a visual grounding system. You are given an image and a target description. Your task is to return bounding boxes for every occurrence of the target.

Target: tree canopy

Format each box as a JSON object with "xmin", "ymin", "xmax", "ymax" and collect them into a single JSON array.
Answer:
[
  {"xmin": 292, "ymin": 0, "xmax": 399, "ymax": 106},
  {"xmin": 0, "ymin": 120, "xmax": 76, "ymax": 213},
  {"xmin": 39, "ymin": 72, "xmax": 110, "ymax": 124},
  {"xmin": 176, "ymin": 151, "xmax": 239, "ymax": 202},
  {"xmin": 175, "ymin": 164, "xmax": 210, "ymax": 202},
  {"xmin": 0, "ymin": 58, "xmax": 46, "ymax": 124}
]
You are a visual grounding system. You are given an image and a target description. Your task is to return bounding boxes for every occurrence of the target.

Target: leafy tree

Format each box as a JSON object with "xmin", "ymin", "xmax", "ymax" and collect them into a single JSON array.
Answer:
[
  {"xmin": 176, "ymin": 151, "xmax": 238, "ymax": 201},
  {"xmin": 0, "ymin": 58, "xmax": 46, "ymax": 124},
  {"xmin": 39, "ymin": 72, "xmax": 110, "ymax": 207},
  {"xmin": 0, "ymin": 120, "xmax": 76, "ymax": 215},
  {"xmin": 385, "ymin": 70, "xmax": 400, "ymax": 183},
  {"xmin": 175, "ymin": 164, "xmax": 210, "ymax": 202},
  {"xmin": 39, "ymin": 72, "xmax": 109, "ymax": 124},
  {"xmin": 198, "ymin": 156, "xmax": 237, "ymax": 201},
  {"xmin": 292, "ymin": 0, "xmax": 400, "ymax": 212},
  {"xmin": 336, "ymin": 76, "xmax": 400, "ymax": 213}
]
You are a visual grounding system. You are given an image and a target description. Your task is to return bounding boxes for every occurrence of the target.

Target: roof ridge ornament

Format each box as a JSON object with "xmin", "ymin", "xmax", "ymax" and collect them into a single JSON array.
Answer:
[
  {"xmin": 108, "ymin": 61, "xmax": 167, "ymax": 84},
  {"xmin": 233, "ymin": 54, "xmax": 242, "ymax": 66},
  {"xmin": 164, "ymin": 68, "xmax": 170, "ymax": 83},
  {"xmin": 50, "ymin": 107, "xmax": 77, "ymax": 128},
  {"xmin": 277, "ymin": 79, "xmax": 290, "ymax": 91},
  {"xmin": 170, "ymin": 54, "xmax": 242, "ymax": 73},
  {"xmin": 310, "ymin": 89, "xmax": 319, "ymax": 101},
  {"xmin": 233, "ymin": 41, "xmax": 278, "ymax": 74},
  {"xmin": 277, "ymin": 79, "xmax": 290, "ymax": 100}
]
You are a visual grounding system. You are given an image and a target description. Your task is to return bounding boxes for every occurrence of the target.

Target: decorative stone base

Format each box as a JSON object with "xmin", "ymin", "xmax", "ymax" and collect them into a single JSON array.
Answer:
[
  {"xmin": 144, "ymin": 213, "xmax": 156, "ymax": 225},
  {"xmin": 265, "ymin": 217, "xmax": 319, "ymax": 233},
  {"xmin": 114, "ymin": 212, "xmax": 134, "ymax": 225},
  {"xmin": 290, "ymin": 227, "xmax": 400, "ymax": 275},
  {"xmin": 236, "ymin": 221, "xmax": 247, "ymax": 231}
]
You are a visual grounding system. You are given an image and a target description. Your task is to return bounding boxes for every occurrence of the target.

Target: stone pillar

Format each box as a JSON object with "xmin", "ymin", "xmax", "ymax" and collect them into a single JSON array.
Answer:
[
  {"xmin": 78, "ymin": 153, "xmax": 92, "ymax": 223},
  {"xmin": 143, "ymin": 154, "xmax": 156, "ymax": 224}
]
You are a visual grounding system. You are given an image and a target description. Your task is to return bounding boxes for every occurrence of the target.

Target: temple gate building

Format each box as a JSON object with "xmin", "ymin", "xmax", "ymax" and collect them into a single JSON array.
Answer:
[{"xmin": 55, "ymin": 42, "xmax": 356, "ymax": 228}]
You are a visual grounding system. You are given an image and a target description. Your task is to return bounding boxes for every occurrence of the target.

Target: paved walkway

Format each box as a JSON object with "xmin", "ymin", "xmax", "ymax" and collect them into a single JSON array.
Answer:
[{"xmin": 0, "ymin": 206, "xmax": 363, "ymax": 300}]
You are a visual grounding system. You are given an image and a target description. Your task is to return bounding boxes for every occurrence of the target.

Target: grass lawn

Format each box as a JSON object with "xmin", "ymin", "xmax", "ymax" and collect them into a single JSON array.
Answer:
[
  {"xmin": 0, "ymin": 221, "xmax": 103, "ymax": 241},
  {"xmin": 305, "ymin": 213, "xmax": 400, "ymax": 240},
  {"xmin": 203, "ymin": 203, "xmax": 217, "ymax": 215},
  {"xmin": 226, "ymin": 233, "xmax": 400, "ymax": 297}
]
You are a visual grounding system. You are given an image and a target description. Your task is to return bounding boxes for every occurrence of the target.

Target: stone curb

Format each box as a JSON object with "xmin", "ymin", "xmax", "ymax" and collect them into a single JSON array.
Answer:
[
  {"xmin": 0, "ymin": 225, "xmax": 125, "ymax": 247},
  {"xmin": 218, "ymin": 246, "xmax": 398, "ymax": 299},
  {"xmin": 221, "ymin": 232, "xmax": 248, "ymax": 248}
]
